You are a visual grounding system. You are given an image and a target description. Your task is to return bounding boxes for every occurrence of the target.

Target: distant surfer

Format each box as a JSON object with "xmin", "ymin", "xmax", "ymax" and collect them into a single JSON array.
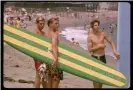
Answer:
[
  {"xmin": 70, "ymin": 38, "xmax": 80, "ymax": 46},
  {"xmin": 87, "ymin": 19, "xmax": 120, "ymax": 88}
]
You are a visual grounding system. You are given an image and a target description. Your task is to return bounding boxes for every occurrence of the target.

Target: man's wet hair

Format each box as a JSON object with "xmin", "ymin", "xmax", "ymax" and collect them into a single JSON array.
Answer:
[
  {"xmin": 90, "ymin": 19, "xmax": 100, "ymax": 28},
  {"xmin": 47, "ymin": 17, "xmax": 58, "ymax": 27},
  {"xmin": 36, "ymin": 16, "xmax": 45, "ymax": 23}
]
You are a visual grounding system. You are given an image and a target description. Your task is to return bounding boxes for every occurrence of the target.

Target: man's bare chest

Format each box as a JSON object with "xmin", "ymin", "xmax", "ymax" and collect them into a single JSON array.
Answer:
[{"xmin": 91, "ymin": 34, "xmax": 104, "ymax": 44}]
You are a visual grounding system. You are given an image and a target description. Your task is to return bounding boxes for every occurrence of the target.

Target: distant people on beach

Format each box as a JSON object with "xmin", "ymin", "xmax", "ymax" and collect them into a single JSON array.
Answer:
[
  {"xmin": 20, "ymin": 19, "xmax": 27, "ymax": 29},
  {"xmin": 95, "ymin": 15, "xmax": 99, "ymax": 19},
  {"xmin": 110, "ymin": 23, "xmax": 116, "ymax": 34},
  {"xmin": 70, "ymin": 38, "xmax": 80, "ymax": 46},
  {"xmin": 84, "ymin": 21, "xmax": 87, "ymax": 30},
  {"xmin": 86, "ymin": 25, "xmax": 92, "ymax": 33},
  {"xmin": 28, "ymin": 15, "xmax": 32, "ymax": 21},
  {"xmin": 9, "ymin": 16, "xmax": 14, "ymax": 26},
  {"xmin": 110, "ymin": 24, "xmax": 113, "ymax": 34},
  {"xmin": 4, "ymin": 13, "xmax": 9, "ymax": 24},
  {"xmin": 15, "ymin": 17, "xmax": 21, "ymax": 28},
  {"xmin": 92, "ymin": 13, "xmax": 95, "ymax": 18},
  {"xmin": 102, "ymin": 28, "xmax": 104, "ymax": 32},
  {"xmin": 74, "ymin": 12, "xmax": 77, "ymax": 18}
]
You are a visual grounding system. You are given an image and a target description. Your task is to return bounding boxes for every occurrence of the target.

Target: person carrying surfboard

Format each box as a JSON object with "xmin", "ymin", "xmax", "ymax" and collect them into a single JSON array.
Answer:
[
  {"xmin": 33, "ymin": 16, "xmax": 47, "ymax": 88},
  {"xmin": 45, "ymin": 17, "xmax": 63, "ymax": 88},
  {"xmin": 87, "ymin": 19, "xmax": 120, "ymax": 88},
  {"xmin": 34, "ymin": 16, "xmax": 62, "ymax": 88}
]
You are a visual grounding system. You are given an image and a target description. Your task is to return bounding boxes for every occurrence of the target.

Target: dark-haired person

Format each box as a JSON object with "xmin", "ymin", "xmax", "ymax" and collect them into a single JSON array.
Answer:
[{"xmin": 87, "ymin": 19, "xmax": 120, "ymax": 88}]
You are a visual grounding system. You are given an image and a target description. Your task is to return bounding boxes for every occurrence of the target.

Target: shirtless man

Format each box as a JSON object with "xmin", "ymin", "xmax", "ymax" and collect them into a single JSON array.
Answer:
[
  {"xmin": 33, "ymin": 16, "xmax": 46, "ymax": 88},
  {"xmin": 46, "ymin": 17, "xmax": 63, "ymax": 88},
  {"xmin": 87, "ymin": 19, "xmax": 120, "ymax": 88}
]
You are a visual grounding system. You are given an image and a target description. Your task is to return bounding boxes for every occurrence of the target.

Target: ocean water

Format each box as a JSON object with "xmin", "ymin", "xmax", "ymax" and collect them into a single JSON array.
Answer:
[{"xmin": 59, "ymin": 26, "xmax": 117, "ymax": 59}]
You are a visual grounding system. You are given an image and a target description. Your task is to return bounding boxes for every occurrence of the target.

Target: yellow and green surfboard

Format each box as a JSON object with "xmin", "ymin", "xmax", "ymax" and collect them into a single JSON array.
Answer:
[{"xmin": 4, "ymin": 24, "xmax": 127, "ymax": 87}]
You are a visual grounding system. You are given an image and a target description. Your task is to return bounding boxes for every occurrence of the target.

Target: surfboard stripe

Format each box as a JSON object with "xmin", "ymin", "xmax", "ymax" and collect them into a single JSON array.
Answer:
[
  {"xmin": 4, "ymin": 25, "xmax": 126, "ymax": 79},
  {"xmin": 4, "ymin": 29, "xmax": 126, "ymax": 83},
  {"xmin": 7, "ymin": 25, "xmax": 112, "ymax": 67},
  {"xmin": 4, "ymin": 35, "xmax": 125, "ymax": 86},
  {"xmin": 4, "ymin": 42, "xmax": 118, "ymax": 87}
]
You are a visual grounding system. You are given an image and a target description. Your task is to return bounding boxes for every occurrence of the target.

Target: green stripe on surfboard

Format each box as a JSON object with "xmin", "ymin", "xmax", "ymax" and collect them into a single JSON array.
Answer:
[
  {"xmin": 4, "ymin": 25, "xmax": 127, "ymax": 86},
  {"xmin": 4, "ymin": 26, "xmax": 125, "ymax": 78},
  {"xmin": 6, "ymin": 25, "xmax": 117, "ymax": 69},
  {"xmin": 4, "ymin": 38, "xmax": 118, "ymax": 87},
  {"xmin": 4, "ymin": 25, "xmax": 126, "ymax": 80},
  {"xmin": 4, "ymin": 29, "xmax": 126, "ymax": 84}
]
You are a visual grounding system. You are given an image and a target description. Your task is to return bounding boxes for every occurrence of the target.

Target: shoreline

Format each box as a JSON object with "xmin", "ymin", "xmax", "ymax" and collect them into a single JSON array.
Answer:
[{"xmin": 59, "ymin": 29, "xmax": 117, "ymax": 68}]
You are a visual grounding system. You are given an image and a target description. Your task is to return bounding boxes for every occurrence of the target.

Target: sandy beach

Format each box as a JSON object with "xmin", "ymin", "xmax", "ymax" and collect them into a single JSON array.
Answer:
[{"xmin": 3, "ymin": 10, "xmax": 118, "ymax": 88}]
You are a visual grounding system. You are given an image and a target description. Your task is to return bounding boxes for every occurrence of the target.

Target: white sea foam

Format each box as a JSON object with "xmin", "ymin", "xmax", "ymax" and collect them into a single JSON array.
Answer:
[{"xmin": 60, "ymin": 27, "xmax": 116, "ymax": 59}]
